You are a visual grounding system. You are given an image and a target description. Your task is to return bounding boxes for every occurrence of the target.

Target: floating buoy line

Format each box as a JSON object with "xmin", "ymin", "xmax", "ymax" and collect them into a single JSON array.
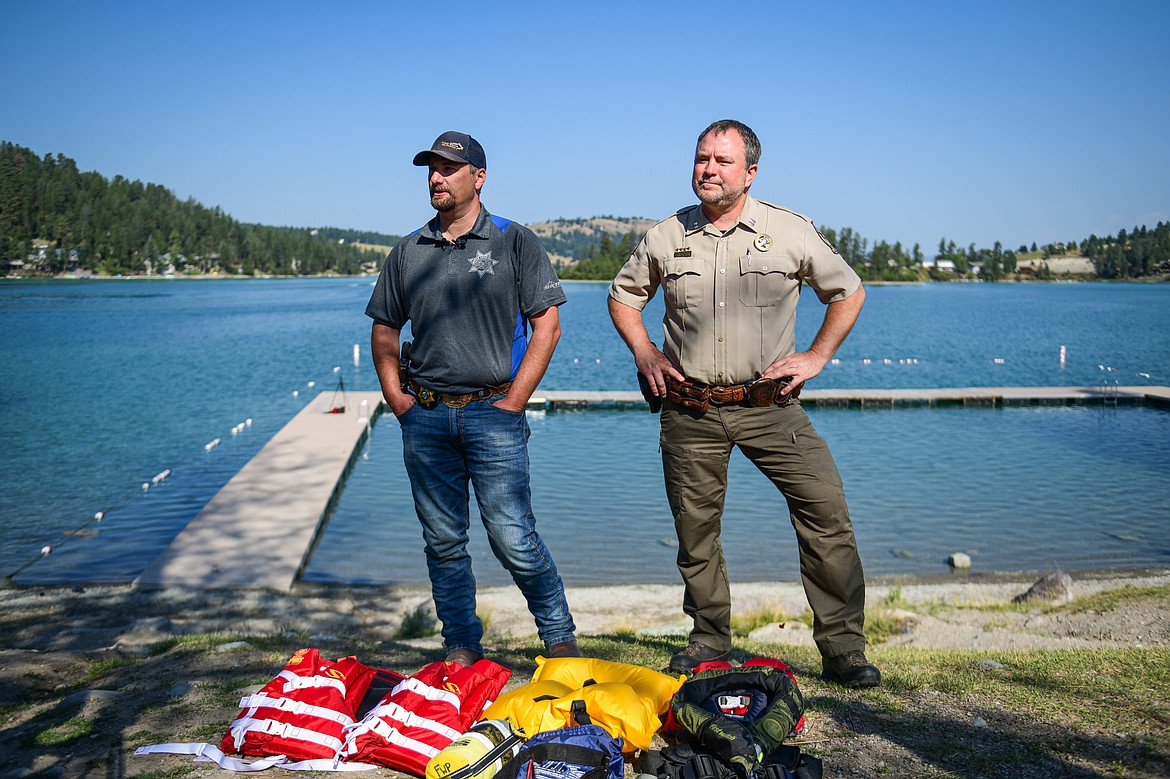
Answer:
[
  {"xmin": 7, "ymin": 343, "xmax": 1156, "ymax": 581},
  {"xmin": 4, "ymin": 348, "xmax": 370, "ymax": 582}
]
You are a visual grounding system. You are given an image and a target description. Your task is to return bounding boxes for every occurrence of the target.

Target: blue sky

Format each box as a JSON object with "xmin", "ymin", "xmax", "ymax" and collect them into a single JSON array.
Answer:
[{"xmin": 3, "ymin": 1, "xmax": 1167, "ymax": 255}]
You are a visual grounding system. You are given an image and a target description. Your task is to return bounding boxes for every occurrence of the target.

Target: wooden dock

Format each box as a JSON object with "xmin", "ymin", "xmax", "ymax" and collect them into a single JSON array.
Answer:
[{"xmin": 136, "ymin": 385, "xmax": 1170, "ymax": 590}]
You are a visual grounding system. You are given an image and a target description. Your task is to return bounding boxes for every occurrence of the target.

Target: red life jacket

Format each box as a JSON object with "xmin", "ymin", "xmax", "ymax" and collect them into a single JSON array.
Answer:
[
  {"xmin": 222, "ymin": 648, "xmax": 379, "ymax": 762},
  {"xmin": 341, "ymin": 658, "xmax": 512, "ymax": 776}
]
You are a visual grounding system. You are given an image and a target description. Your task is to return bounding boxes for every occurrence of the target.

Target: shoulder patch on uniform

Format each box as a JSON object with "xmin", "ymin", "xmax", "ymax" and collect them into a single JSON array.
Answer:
[{"xmin": 815, "ymin": 226, "xmax": 840, "ymax": 255}]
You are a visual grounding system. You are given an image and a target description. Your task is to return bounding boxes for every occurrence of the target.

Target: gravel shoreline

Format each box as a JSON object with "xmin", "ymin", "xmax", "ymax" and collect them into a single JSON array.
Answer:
[{"xmin": 2, "ymin": 567, "xmax": 1168, "ymax": 654}]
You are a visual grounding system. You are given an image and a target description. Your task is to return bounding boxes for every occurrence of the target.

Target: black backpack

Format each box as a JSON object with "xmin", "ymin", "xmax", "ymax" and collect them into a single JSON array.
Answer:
[
  {"xmin": 644, "ymin": 663, "xmax": 822, "ymax": 779},
  {"xmin": 639, "ymin": 741, "xmax": 822, "ymax": 779}
]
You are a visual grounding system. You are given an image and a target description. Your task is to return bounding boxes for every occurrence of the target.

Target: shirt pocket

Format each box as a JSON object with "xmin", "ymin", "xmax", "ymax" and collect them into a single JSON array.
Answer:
[
  {"xmin": 737, "ymin": 253, "xmax": 799, "ymax": 307},
  {"xmin": 662, "ymin": 257, "xmax": 705, "ymax": 310}
]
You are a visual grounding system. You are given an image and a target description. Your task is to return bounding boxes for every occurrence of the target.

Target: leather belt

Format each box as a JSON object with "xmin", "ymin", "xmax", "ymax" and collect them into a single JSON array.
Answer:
[
  {"xmin": 664, "ymin": 374, "xmax": 800, "ymax": 414},
  {"xmin": 409, "ymin": 380, "xmax": 512, "ymax": 409}
]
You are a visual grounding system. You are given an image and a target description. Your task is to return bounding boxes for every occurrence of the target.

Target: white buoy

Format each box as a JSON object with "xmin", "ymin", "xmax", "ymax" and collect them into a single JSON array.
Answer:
[
  {"xmin": 231, "ymin": 426, "xmax": 239, "ymax": 435},
  {"xmin": 293, "ymin": 390, "xmax": 299, "ymax": 397},
  {"xmin": 333, "ymin": 366, "xmax": 340, "ymax": 373},
  {"xmin": 308, "ymin": 381, "xmax": 316, "ymax": 388},
  {"xmin": 151, "ymin": 469, "xmax": 171, "ymax": 485},
  {"xmin": 353, "ymin": 343, "xmax": 360, "ymax": 367},
  {"xmin": 245, "ymin": 418, "xmax": 253, "ymax": 427},
  {"xmin": 1139, "ymin": 372, "xmax": 1151, "ymax": 379},
  {"xmin": 40, "ymin": 545, "xmax": 52, "ymax": 556},
  {"xmin": 94, "ymin": 511, "xmax": 104, "ymax": 521},
  {"xmin": 142, "ymin": 482, "xmax": 150, "ymax": 491},
  {"xmin": 205, "ymin": 438, "xmax": 221, "ymax": 452},
  {"xmin": 1059, "ymin": 344, "xmax": 1066, "ymax": 368}
]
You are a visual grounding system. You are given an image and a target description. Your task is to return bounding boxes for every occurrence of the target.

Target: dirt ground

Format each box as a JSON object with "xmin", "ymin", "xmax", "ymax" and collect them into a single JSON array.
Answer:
[{"xmin": 1, "ymin": 569, "xmax": 1167, "ymax": 778}]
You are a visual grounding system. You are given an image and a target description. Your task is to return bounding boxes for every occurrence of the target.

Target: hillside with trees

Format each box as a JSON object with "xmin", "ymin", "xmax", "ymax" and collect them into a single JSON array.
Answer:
[
  {"xmin": 3, "ymin": 141, "xmax": 1166, "ymax": 282},
  {"xmin": 0, "ymin": 142, "xmax": 393, "ymax": 277},
  {"xmin": 542, "ymin": 218, "xmax": 1168, "ymax": 283}
]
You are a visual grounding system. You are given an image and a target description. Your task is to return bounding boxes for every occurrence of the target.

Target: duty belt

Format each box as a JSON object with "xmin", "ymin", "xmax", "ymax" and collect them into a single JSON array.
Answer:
[
  {"xmin": 409, "ymin": 380, "xmax": 512, "ymax": 409},
  {"xmin": 664, "ymin": 374, "xmax": 801, "ymax": 414}
]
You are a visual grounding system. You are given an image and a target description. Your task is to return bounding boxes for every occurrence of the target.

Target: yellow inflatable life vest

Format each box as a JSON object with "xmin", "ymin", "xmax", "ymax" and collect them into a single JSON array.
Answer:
[{"xmin": 482, "ymin": 656, "xmax": 684, "ymax": 753}]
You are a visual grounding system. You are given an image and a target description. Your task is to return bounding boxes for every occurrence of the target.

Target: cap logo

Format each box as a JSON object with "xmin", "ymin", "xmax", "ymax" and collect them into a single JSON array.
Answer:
[{"xmin": 440, "ymin": 141, "xmax": 465, "ymax": 151}]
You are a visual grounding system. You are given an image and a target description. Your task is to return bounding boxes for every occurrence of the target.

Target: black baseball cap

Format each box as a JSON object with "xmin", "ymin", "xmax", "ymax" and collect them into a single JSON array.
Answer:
[{"xmin": 412, "ymin": 131, "xmax": 487, "ymax": 169}]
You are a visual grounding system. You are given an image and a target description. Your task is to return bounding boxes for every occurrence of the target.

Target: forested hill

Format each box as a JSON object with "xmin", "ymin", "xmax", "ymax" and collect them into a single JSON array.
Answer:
[
  {"xmin": 3, "ymin": 141, "xmax": 1167, "ymax": 281},
  {"xmin": 540, "ymin": 218, "xmax": 1170, "ymax": 283},
  {"xmin": 0, "ymin": 142, "xmax": 395, "ymax": 276}
]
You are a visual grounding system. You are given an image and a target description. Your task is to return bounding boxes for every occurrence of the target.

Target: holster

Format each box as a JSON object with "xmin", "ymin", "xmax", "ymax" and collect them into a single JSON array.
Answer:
[
  {"xmin": 399, "ymin": 341, "xmax": 412, "ymax": 394},
  {"xmin": 637, "ymin": 372, "xmax": 664, "ymax": 413}
]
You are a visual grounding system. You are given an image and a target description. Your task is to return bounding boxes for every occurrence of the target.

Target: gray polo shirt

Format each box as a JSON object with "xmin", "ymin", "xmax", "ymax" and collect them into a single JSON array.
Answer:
[
  {"xmin": 366, "ymin": 207, "xmax": 566, "ymax": 394},
  {"xmin": 610, "ymin": 195, "xmax": 860, "ymax": 385}
]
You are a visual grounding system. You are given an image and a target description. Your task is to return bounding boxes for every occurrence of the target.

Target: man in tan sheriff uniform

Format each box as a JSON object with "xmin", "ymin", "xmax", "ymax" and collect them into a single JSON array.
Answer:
[{"xmin": 609, "ymin": 119, "xmax": 879, "ymax": 688}]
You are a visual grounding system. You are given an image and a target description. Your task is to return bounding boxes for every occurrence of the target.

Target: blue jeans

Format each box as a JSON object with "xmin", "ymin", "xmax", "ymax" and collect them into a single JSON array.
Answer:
[{"xmin": 398, "ymin": 397, "xmax": 576, "ymax": 654}]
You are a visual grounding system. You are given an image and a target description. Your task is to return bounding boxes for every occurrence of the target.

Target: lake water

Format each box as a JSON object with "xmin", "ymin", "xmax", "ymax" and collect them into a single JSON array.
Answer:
[{"xmin": 2, "ymin": 278, "xmax": 1168, "ymax": 586}]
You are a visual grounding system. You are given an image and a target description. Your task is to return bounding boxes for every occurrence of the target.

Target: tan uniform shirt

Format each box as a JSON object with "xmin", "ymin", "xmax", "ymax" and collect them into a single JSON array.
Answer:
[{"xmin": 610, "ymin": 195, "xmax": 861, "ymax": 385}]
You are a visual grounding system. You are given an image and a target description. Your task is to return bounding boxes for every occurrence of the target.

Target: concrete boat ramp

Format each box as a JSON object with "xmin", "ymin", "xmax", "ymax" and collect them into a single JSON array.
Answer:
[
  {"xmin": 136, "ymin": 385, "xmax": 1170, "ymax": 591},
  {"xmin": 136, "ymin": 391, "xmax": 385, "ymax": 591}
]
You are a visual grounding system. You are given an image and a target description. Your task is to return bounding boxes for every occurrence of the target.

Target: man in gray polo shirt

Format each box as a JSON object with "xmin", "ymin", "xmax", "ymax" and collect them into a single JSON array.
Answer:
[{"xmin": 366, "ymin": 131, "xmax": 579, "ymax": 665}]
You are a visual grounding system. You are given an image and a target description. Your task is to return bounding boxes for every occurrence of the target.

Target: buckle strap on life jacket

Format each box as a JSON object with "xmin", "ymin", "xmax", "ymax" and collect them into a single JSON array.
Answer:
[
  {"xmin": 571, "ymin": 699, "xmax": 593, "ymax": 726},
  {"xmin": 394, "ymin": 676, "xmax": 465, "ymax": 710},
  {"xmin": 361, "ymin": 699, "xmax": 464, "ymax": 740},
  {"xmin": 344, "ymin": 715, "xmax": 447, "ymax": 760},
  {"xmin": 238, "ymin": 693, "xmax": 357, "ymax": 727},
  {"xmin": 227, "ymin": 716, "xmax": 345, "ymax": 754},
  {"xmin": 278, "ymin": 669, "xmax": 348, "ymax": 695}
]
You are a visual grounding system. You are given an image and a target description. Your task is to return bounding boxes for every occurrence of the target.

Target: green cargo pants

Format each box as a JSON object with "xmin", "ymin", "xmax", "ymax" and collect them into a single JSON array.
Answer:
[{"xmin": 659, "ymin": 400, "xmax": 867, "ymax": 659}]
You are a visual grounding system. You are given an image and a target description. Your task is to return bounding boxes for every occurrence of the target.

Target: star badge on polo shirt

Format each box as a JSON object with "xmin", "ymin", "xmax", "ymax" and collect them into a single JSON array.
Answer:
[{"xmin": 468, "ymin": 250, "xmax": 498, "ymax": 277}]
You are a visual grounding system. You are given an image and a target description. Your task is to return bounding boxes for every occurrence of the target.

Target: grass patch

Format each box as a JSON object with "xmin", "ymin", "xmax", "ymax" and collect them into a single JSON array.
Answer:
[
  {"xmin": 731, "ymin": 600, "xmax": 798, "ymax": 636},
  {"xmin": 28, "ymin": 715, "xmax": 95, "ymax": 746},
  {"xmin": 80, "ymin": 655, "xmax": 135, "ymax": 684},
  {"xmin": 1062, "ymin": 583, "xmax": 1170, "ymax": 614},
  {"xmin": 396, "ymin": 602, "xmax": 439, "ymax": 639},
  {"xmin": 926, "ymin": 583, "xmax": 1170, "ymax": 620}
]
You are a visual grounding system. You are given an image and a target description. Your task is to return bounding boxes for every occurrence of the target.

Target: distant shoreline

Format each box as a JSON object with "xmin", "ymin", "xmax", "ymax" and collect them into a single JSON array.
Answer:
[{"xmin": 6, "ymin": 275, "xmax": 1162, "ymax": 285}]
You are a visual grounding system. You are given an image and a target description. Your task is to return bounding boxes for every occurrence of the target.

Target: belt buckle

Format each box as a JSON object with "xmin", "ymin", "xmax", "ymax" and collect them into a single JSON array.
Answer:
[
  {"xmin": 746, "ymin": 378, "xmax": 777, "ymax": 407},
  {"xmin": 444, "ymin": 393, "xmax": 473, "ymax": 408}
]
